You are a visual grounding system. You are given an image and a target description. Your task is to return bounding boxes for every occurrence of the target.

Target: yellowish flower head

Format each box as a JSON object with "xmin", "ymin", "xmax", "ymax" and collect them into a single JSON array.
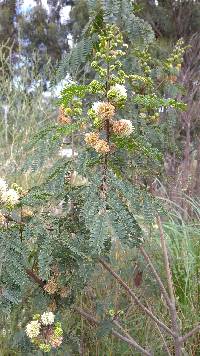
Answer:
[
  {"xmin": 113, "ymin": 119, "xmax": 134, "ymax": 137},
  {"xmin": 92, "ymin": 102, "xmax": 115, "ymax": 120}
]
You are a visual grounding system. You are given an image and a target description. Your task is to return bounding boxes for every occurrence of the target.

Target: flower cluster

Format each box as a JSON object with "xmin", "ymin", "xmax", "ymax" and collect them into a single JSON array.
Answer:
[
  {"xmin": 26, "ymin": 312, "xmax": 63, "ymax": 353},
  {"xmin": 44, "ymin": 265, "xmax": 70, "ymax": 298},
  {"xmin": 112, "ymin": 119, "xmax": 134, "ymax": 137},
  {"xmin": 84, "ymin": 132, "xmax": 110, "ymax": 154},
  {"xmin": 92, "ymin": 101, "xmax": 115, "ymax": 120},
  {"xmin": 107, "ymin": 84, "xmax": 127, "ymax": 105},
  {"xmin": 26, "ymin": 320, "xmax": 41, "ymax": 339},
  {"xmin": 94, "ymin": 139, "xmax": 110, "ymax": 154},
  {"xmin": 0, "ymin": 178, "xmax": 20, "ymax": 208},
  {"xmin": 85, "ymin": 132, "xmax": 100, "ymax": 146}
]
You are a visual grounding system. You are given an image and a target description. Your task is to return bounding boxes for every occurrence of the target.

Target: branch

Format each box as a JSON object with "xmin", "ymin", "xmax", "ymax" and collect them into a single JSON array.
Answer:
[
  {"xmin": 139, "ymin": 246, "xmax": 171, "ymax": 309},
  {"xmin": 181, "ymin": 324, "xmax": 200, "ymax": 343},
  {"xmin": 148, "ymin": 304, "xmax": 172, "ymax": 356},
  {"xmin": 157, "ymin": 216, "xmax": 182, "ymax": 355},
  {"xmin": 26, "ymin": 269, "xmax": 45, "ymax": 288},
  {"xmin": 74, "ymin": 306, "xmax": 152, "ymax": 356},
  {"xmin": 98, "ymin": 257, "xmax": 175, "ymax": 337}
]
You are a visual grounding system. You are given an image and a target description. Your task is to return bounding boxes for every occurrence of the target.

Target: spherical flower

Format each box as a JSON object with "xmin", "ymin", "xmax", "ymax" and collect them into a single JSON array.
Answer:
[
  {"xmin": 26, "ymin": 320, "xmax": 41, "ymax": 339},
  {"xmin": 112, "ymin": 84, "xmax": 127, "ymax": 97},
  {"xmin": 94, "ymin": 139, "xmax": 110, "ymax": 154},
  {"xmin": 0, "ymin": 178, "xmax": 7, "ymax": 193},
  {"xmin": 54, "ymin": 321, "xmax": 63, "ymax": 337},
  {"xmin": 139, "ymin": 113, "xmax": 147, "ymax": 119},
  {"xmin": 112, "ymin": 119, "xmax": 134, "ymax": 137},
  {"xmin": 41, "ymin": 311, "xmax": 55, "ymax": 326},
  {"xmin": 92, "ymin": 102, "xmax": 115, "ymax": 120},
  {"xmin": 84, "ymin": 132, "xmax": 99, "ymax": 147},
  {"xmin": 44, "ymin": 278, "xmax": 58, "ymax": 295},
  {"xmin": 59, "ymin": 287, "xmax": 69, "ymax": 298},
  {"xmin": 21, "ymin": 208, "xmax": 33, "ymax": 218},
  {"xmin": 50, "ymin": 336, "xmax": 63, "ymax": 348},
  {"xmin": 1, "ymin": 188, "xmax": 19, "ymax": 206},
  {"xmin": 107, "ymin": 84, "xmax": 127, "ymax": 103}
]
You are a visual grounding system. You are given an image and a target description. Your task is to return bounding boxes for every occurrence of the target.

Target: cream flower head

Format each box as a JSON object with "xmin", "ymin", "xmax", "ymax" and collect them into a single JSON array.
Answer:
[
  {"xmin": 26, "ymin": 320, "xmax": 41, "ymax": 338},
  {"xmin": 1, "ymin": 188, "xmax": 19, "ymax": 206},
  {"xmin": 92, "ymin": 101, "xmax": 115, "ymax": 120},
  {"xmin": 111, "ymin": 84, "xmax": 127, "ymax": 98},
  {"xmin": 94, "ymin": 139, "xmax": 110, "ymax": 154},
  {"xmin": 108, "ymin": 84, "xmax": 127, "ymax": 103},
  {"xmin": 84, "ymin": 132, "xmax": 99, "ymax": 147},
  {"xmin": 41, "ymin": 311, "xmax": 55, "ymax": 326},
  {"xmin": 112, "ymin": 119, "xmax": 134, "ymax": 137}
]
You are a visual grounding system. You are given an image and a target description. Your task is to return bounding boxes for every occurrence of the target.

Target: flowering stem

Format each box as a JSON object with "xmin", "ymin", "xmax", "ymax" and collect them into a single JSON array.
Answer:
[{"xmin": 102, "ymin": 40, "xmax": 111, "ymax": 197}]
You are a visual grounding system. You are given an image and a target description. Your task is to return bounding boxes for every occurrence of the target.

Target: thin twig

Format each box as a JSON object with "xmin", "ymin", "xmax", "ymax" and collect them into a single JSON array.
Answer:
[
  {"xmin": 74, "ymin": 306, "xmax": 152, "ymax": 356},
  {"xmin": 181, "ymin": 324, "xmax": 200, "ymax": 343},
  {"xmin": 113, "ymin": 319, "xmax": 153, "ymax": 355},
  {"xmin": 157, "ymin": 216, "xmax": 182, "ymax": 355},
  {"xmin": 148, "ymin": 304, "xmax": 172, "ymax": 356},
  {"xmin": 139, "ymin": 246, "xmax": 171, "ymax": 308},
  {"xmin": 98, "ymin": 257, "xmax": 175, "ymax": 337}
]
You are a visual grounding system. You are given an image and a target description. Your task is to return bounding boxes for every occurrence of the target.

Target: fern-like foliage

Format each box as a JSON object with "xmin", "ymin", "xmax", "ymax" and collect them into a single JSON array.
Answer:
[{"xmin": 0, "ymin": 20, "xmax": 187, "ymax": 355}]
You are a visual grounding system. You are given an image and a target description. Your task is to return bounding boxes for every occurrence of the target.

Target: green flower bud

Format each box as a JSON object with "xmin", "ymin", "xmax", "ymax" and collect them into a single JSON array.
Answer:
[
  {"xmin": 88, "ymin": 80, "xmax": 104, "ymax": 94},
  {"xmin": 93, "ymin": 117, "xmax": 101, "ymax": 128},
  {"xmin": 39, "ymin": 343, "xmax": 51, "ymax": 352},
  {"xmin": 88, "ymin": 108, "xmax": 96, "ymax": 119},
  {"xmin": 33, "ymin": 314, "xmax": 40, "ymax": 321},
  {"xmin": 65, "ymin": 107, "xmax": 73, "ymax": 116},
  {"xmin": 108, "ymin": 309, "xmax": 115, "ymax": 317},
  {"xmin": 74, "ymin": 108, "xmax": 82, "ymax": 116},
  {"xmin": 91, "ymin": 61, "xmax": 98, "ymax": 69},
  {"xmin": 55, "ymin": 322, "xmax": 62, "ymax": 328}
]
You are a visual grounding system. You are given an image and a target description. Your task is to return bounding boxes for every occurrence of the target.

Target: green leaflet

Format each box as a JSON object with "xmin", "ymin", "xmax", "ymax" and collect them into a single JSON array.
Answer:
[{"xmin": 107, "ymin": 189, "xmax": 143, "ymax": 247}]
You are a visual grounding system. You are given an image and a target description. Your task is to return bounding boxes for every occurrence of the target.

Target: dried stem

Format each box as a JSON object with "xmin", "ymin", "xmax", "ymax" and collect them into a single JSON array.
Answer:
[
  {"xmin": 98, "ymin": 257, "xmax": 175, "ymax": 337},
  {"xmin": 157, "ymin": 216, "xmax": 182, "ymax": 355}
]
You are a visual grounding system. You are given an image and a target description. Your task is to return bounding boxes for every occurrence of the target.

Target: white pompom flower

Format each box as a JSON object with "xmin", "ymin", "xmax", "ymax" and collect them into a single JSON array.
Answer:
[
  {"xmin": 41, "ymin": 311, "xmax": 55, "ymax": 326},
  {"xmin": 1, "ymin": 188, "xmax": 19, "ymax": 206},
  {"xmin": 108, "ymin": 84, "xmax": 127, "ymax": 103},
  {"xmin": 112, "ymin": 84, "xmax": 127, "ymax": 98},
  {"xmin": 26, "ymin": 320, "xmax": 41, "ymax": 339},
  {"xmin": 0, "ymin": 178, "xmax": 7, "ymax": 193}
]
